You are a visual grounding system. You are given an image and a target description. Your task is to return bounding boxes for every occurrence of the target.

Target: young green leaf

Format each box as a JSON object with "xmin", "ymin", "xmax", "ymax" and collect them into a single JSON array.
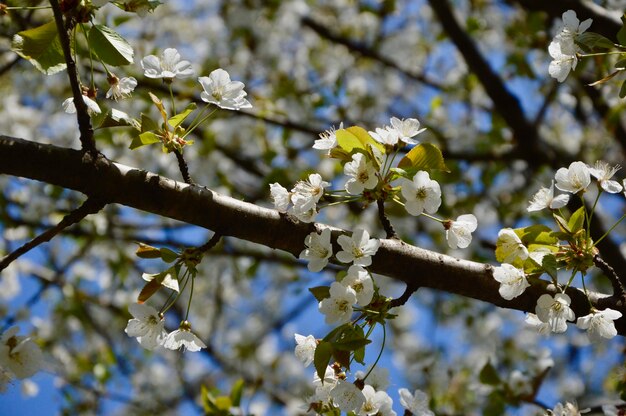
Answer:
[
  {"xmin": 479, "ymin": 360, "xmax": 502, "ymax": 386},
  {"xmin": 568, "ymin": 206, "xmax": 586, "ymax": 235},
  {"xmin": 160, "ymin": 247, "xmax": 179, "ymax": 263},
  {"xmin": 168, "ymin": 103, "xmax": 197, "ymax": 128},
  {"xmin": 140, "ymin": 113, "xmax": 160, "ymax": 133},
  {"xmin": 575, "ymin": 32, "xmax": 615, "ymax": 52},
  {"xmin": 130, "ymin": 131, "xmax": 161, "ymax": 150},
  {"xmin": 135, "ymin": 243, "xmax": 161, "ymax": 258},
  {"xmin": 229, "ymin": 379, "xmax": 244, "ymax": 407},
  {"xmin": 137, "ymin": 278, "xmax": 162, "ymax": 304},
  {"xmin": 397, "ymin": 143, "xmax": 449, "ymax": 173},
  {"xmin": 314, "ymin": 340, "xmax": 333, "ymax": 382},
  {"xmin": 11, "ymin": 21, "xmax": 66, "ymax": 75},
  {"xmin": 336, "ymin": 126, "xmax": 384, "ymax": 155},
  {"xmin": 88, "ymin": 25, "xmax": 134, "ymax": 66}
]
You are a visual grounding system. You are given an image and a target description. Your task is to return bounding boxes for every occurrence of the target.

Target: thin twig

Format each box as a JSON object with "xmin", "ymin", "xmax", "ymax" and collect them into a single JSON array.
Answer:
[
  {"xmin": 49, "ymin": 0, "xmax": 97, "ymax": 154},
  {"xmin": 377, "ymin": 199, "xmax": 398, "ymax": 239},
  {"xmin": 173, "ymin": 148, "xmax": 193, "ymax": 184},
  {"xmin": 389, "ymin": 282, "xmax": 420, "ymax": 308},
  {"xmin": 594, "ymin": 254, "xmax": 626, "ymax": 298},
  {"xmin": 0, "ymin": 198, "xmax": 106, "ymax": 272},
  {"xmin": 197, "ymin": 232, "xmax": 222, "ymax": 253}
]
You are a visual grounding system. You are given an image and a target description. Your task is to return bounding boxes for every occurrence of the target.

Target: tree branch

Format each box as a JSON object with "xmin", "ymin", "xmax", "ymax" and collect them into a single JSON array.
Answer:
[{"xmin": 0, "ymin": 135, "xmax": 624, "ymax": 334}]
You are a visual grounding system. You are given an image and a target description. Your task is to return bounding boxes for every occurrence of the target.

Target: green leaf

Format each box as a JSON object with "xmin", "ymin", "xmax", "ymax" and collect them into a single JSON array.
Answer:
[
  {"xmin": 568, "ymin": 206, "xmax": 586, "ymax": 234},
  {"xmin": 159, "ymin": 247, "xmax": 179, "ymax": 263},
  {"xmin": 575, "ymin": 32, "xmax": 615, "ymax": 52},
  {"xmin": 541, "ymin": 253, "xmax": 558, "ymax": 280},
  {"xmin": 135, "ymin": 243, "xmax": 161, "ymax": 258},
  {"xmin": 619, "ymin": 79, "xmax": 626, "ymax": 99},
  {"xmin": 309, "ymin": 286, "xmax": 331, "ymax": 302},
  {"xmin": 11, "ymin": 21, "xmax": 66, "ymax": 75},
  {"xmin": 140, "ymin": 113, "xmax": 160, "ymax": 133},
  {"xmin": 137, "ymin": 278, "xmax": 162, "ymax": 303},
  {"xmin": 97, "ymin": 109, "xmax": 140, "ymax": 130},
  {"xmin": 142, "ymin": 267, "xmax": 179, "ymax": 292},
  {"xmin": 336, "ymin": 126, "xmax": 385, "ymax": 155},
  {"xmin": 230, "ymin": 379, "xmax": 244, "ymax": 407},
  {"xmin": 334, "ymin": 325, "xmax": 371, "ymax": 351},
  {"xmin": 553, "ymin": 214, "xmax": 571, "ymax": 235},
  {"xmin": 397, "ymin": 143, "xmax": 449, "ymax": 173},
  {"xmin": 314, "ymin": 341, "xmax": 333, "ymax": 383},
  {"xmin": 618, "ymin": 14, "xmax": 626, "ymax": 46},
  {"xmin": 353, "ymin": 346, "xmax": 365, "ymax": 364},
  {"xmin": 168, "ymin": 103, "xmax": 197, "ymax": 128},
  {"xmin": 130, "ymin": 131, "xmax": 161, "ymax": 149},
  {"xmin": 516, "ymin": 224, "xmax": 559, "ymax": 246},
  {"xmin": 88, "ymin": 24, "xmax": 134, "ymax": 66},
  {"xmin": 479, "ymin": 361, "xmax": 501, "ymax": 386}
]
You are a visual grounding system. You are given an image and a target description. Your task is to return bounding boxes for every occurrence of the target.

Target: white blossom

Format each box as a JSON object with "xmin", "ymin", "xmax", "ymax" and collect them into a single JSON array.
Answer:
[
  {"xmin": 400, "ymin": 171, "xmax": 441, "ymax": 216},
  {"xmin": 62, "ymin": 95, "xmax": 101, "ymax": 115},
  {"xmin": 142, "ymin": 270, "xmax": 179, "ymax": 292},
  {"xmin": 291, "ymin": 173, "xmax": 329, "ymax": 212},
  {"xmin": 548, "ymin": 10, "xmax": 592, "ymax": 83},
  {"xmin": 106, "ymin": 75, "xmax": 137, "ymax": 100},
  {"xmin": 576, "ymin": 308, "xmax": 622, "ymax": 342},
  {"xmin": 589, "ymin": 161, "xmax": 622, "ymax": 193},
  {"xmin": 330, "ymin": 380, "xmax": 365, "ymax": 413},
  {"xmin": 199, "ymin": 69, "xmax": 252, "ymax": 110},
  {"xmin": 555, "ymin": 161, "xmax": 591, "ymax": 194},
  {"xmin": 507, "ymin": 370, "xmax": 533, "ymax": 397},
  {"xmin": 141, "ymin": 48, "xmax": 194, "ymax": 80},
  {"xmin": 344, "ymin": 153, "xmax": 378, "ymax": 195},
  {"xmin": 0, "ymin": 327, "xmax": 43, "ymax": 379},
  {"xmin": 493, "ymin": 264, "xmax": 529, "ymax": 300},
  {"xmin": 124, "ymin": 303, "xmax": 167, "ymax": 350},
  {"xmin": 269, "ymin": 183, "xmax": 290, "ymax": 212},
  {"xmin": 300, "ymin": 229, "xmax": 333, "ymax": 272},
  {"xmin": 336, "ymin": 228, "xmax": 380, "ymax": 266},
  {"xmin": 525, "ymin": 313, "xmax": 552, "ymax": 335},
  {"xmin": 398, "ymin": 388, "xmax": 434, "ymax": 416},
  {"xmin": 162, "ymin": 324, "xmax": 206, "ymax": 352},
  {"xmin": 548, "ymin": 40, "xmax": 577, "ymax": 83},
  {"xmin": 355, "ymin": 367, "xmax": 389, "ymax": 391},
  {"xmin": 341, "ymin": 265, "xmax": 374, "ymax": 306},
  {"xmin": 358, "ymin": 385, "xmax": 391, "ymax": 416},
  {"xmin": 294, "ymin": 334, "xmax": 316, "ymax": 367},
  {"xmin": 369, "ymin": 127, "xmax": 399, "ymax": 146},
  {"xmin": 314, "ymin": 123, "xmax": 342, "ymax": 150},
  {"xmin": 535, "ymin": 293, "xmax": 575, "ymax": 333},
  {"xmin": 319, "ymin": 282, "xmax": 357, "ymax": 324},
  {"xmin": 389, "ymin": 116, "xmax": 426, "ymax": 145},
  {"xmin": 445, "ymin": 214, "xmax": 478, "ymax": 249},
  {"xmin": 312, "ymin": 366, "xmax": 338, "ymax": 403},
  {"xmin": 496, "ymin": 228, "xmax": 529, "ymax": 263},
  {"xmin": 551, "ymin": 401, "xmax": 581, "ymax": 416},
  {"xmin": 528, "ymin": 180, "xmax": 570, "ymax": 212}
]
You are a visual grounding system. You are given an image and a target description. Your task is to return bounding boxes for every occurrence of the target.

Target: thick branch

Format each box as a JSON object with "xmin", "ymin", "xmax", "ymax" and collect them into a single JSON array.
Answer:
[{"xmin": 1, "ymin": 135, "xmax": 625, "ymax": 334}]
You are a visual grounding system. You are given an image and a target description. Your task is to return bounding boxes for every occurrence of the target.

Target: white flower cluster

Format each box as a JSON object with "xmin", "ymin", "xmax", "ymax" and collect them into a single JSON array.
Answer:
[
  {"xmin": 0, "ymin": 327, "xmax": 44, "ymax": 391},
  {"xmin": 125, "ymin": 303, "xmax": 206, "ymax": 352},
  {"xmin": 270, "ymin": 173, "xmax": 330, "ymax": 223},
  {"xmin": 548, "ymin": 10, "xmax": 592, "ymax": 82},
  {"xmin": 493, "ymin": 160, "xmax": 624, "ymax": 340},
  {"xmin": 291, "ymin": 351, "xmax": 434, "ymax": 416}
]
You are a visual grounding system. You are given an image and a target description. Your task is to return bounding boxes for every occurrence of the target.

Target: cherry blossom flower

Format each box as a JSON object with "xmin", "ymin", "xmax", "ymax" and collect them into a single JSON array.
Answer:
[
  {"xmin": 162, "ymin": 321, "xmax": 206, "ymax": 352},
  {"xmin": 124, "ymin": 303, "xmax": 167, "ymax": 350},
  {"xmin": 319, "ymin": 282, "xmax": 357, "ymax": 324},
  {"xmin": 525, "ymin": 313, "xmax": 551, "ymax": 335},
  {"xmin": 576, "ymin": 308, "xmax": 622, "ymax": 342},
  {"xmin": 0, "ymin": 327, "xmax": 43, "ymax": 379},
  {"xmin": 548, "ymin": 41, "xmax": 577, "ymax": 83},
  {"xmin": 341, "ymin": 265, "xmax": 374, "ymax": 306},
  {"xmin": 398, "ymin": 388, "xmax": 434, "ymax": 416},
  {"xmin": 389, "ymin": 116, "xmax": 426, "ymax": 145},
  {"xmin": 527, "ymin": 180, "xmax": 570, "ymax": 212},
  {"xmin": 106, "ymin": 75, "xmax": 137, "ymax": 100},
  {"xmin": 548, "ymin": 10, "xmax": 592, "ymax": 83},
  {"xmin": 294, "ymin": 334, "xmax": 316, "ymax": 367},
  {"xmin": 551, "ymin": 401, "xmax": 580, "ymax": 416},
  {"xmin": 535, "ymin": 293, "xmax": 575, "ymax": 333},
  {"xmin": 493, "ymin": 264, "xmax": 529, "ymax": 300},
  {"xmin": 330, "ymin": 380, "xmax": 365, "ymax": 413},
  {"xmin": 496, "ymin": 228, "xmax": 529, "ymax": 264},
  {"xmin": 445, "ymin": 214, "xmax": 477, "ymax": 249},
  {"xmin": 344, "ymin": 153, "xmax": 378, "ymax": 195},
  {"xmin": 588, "ymin": 161, "xmax": 622, "ymax": 193},
  {"xmin": 300, "ymin": 228, "xmax": 333, "ymax": 272},
  {"xmin": 400, "ymin": 171, "xmax": 441, "ymax": 216},
  {"xmin": 199, "ymin": 68, "xmax": 252, "ymax": 110},
  {"xmin": 555, "ymin": 161, "xmax": 591, "ymax": 194},
  {"xmin": 291, "ymin": 202, "xmax": 318, "ymax": 223},
  {"xmin": 369, "ymin": 127, "xmax": 399, "ymax": 146},
  {"xmin": 507, "ymin": 370, "xmax": 533, "ymax": 397},
  {"xmin": 312, "ymin": 365, "xmax": 338, "ymax": 402},
  {"xmin": 358, "ymin": 385, "xmax": 392, "ymax": 416},
  {"xmin": 314, "ymin": 123, "xmax": 342, "ymax": 150},
  {"xmin": 291, "ymin": 173, "xmax": 329, "ymax": 212},
  {"xmin": 62, "ymin": 95, "xmax": 101, "ymax": 115},
  {"xmin": 269, "ymin": 183, "xmax": 290, "ymax": 212},
  {"xmin": 554, "ymin": 10, "xmax": 592, "ymax": 48},
  {"xmin": 336, "ymin": 228, "xmax": 380, "ymax": 266},
  {"xmin": 141, "ymin": 48, "xmax": 194, "ymax": 80}
]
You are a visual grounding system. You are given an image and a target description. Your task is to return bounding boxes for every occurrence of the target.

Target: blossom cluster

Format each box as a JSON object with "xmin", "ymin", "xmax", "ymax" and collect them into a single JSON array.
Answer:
[
  {"xmin": 548, "ymin": 10, "xmax": 592, "ymax": 82},
  {"xmin": 125, "ymin": 303, "xmax": 206, "ymax": 352},
  {"xmin": 492, "ymin": 160, "xmax": 623, "ymax": 341},
  {"xmin": 270, "ymin": 173, "xmax": 330, "ymax": 223},
  {"xmin": 0, "ymin": 327, "xmax": 44, "ymax": 391}
]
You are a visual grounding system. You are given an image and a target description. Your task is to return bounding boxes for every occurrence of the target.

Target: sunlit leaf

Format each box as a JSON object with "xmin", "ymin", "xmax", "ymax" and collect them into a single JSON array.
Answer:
[
  {"xmin": 568, "ymin": 206, "xmax": 585, "ymax": 235},
  {"xmin": 137, "ymin": 278, "xmax": 162, "ymax": 303},
  {"xmin": 11, "ymin": 21, "xmax": 66, "ymax": 75},
  {"xmin": 130, "ymin": 131, "xmax": 161, "ymax": 150},
  {"xmin": 168, "ymin": 102, "xmax": 197, "ymax": 127},
  {"xmin": 397, "ymin": 143, "xmax": 449, "ymax": 173},
  {"xmin": 88, "ymin": 24, "xmax": 134, "ymax": 66},
  {"xmin": 135, "ymin": 242, "xmax": 161, "ymax": 258}
]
